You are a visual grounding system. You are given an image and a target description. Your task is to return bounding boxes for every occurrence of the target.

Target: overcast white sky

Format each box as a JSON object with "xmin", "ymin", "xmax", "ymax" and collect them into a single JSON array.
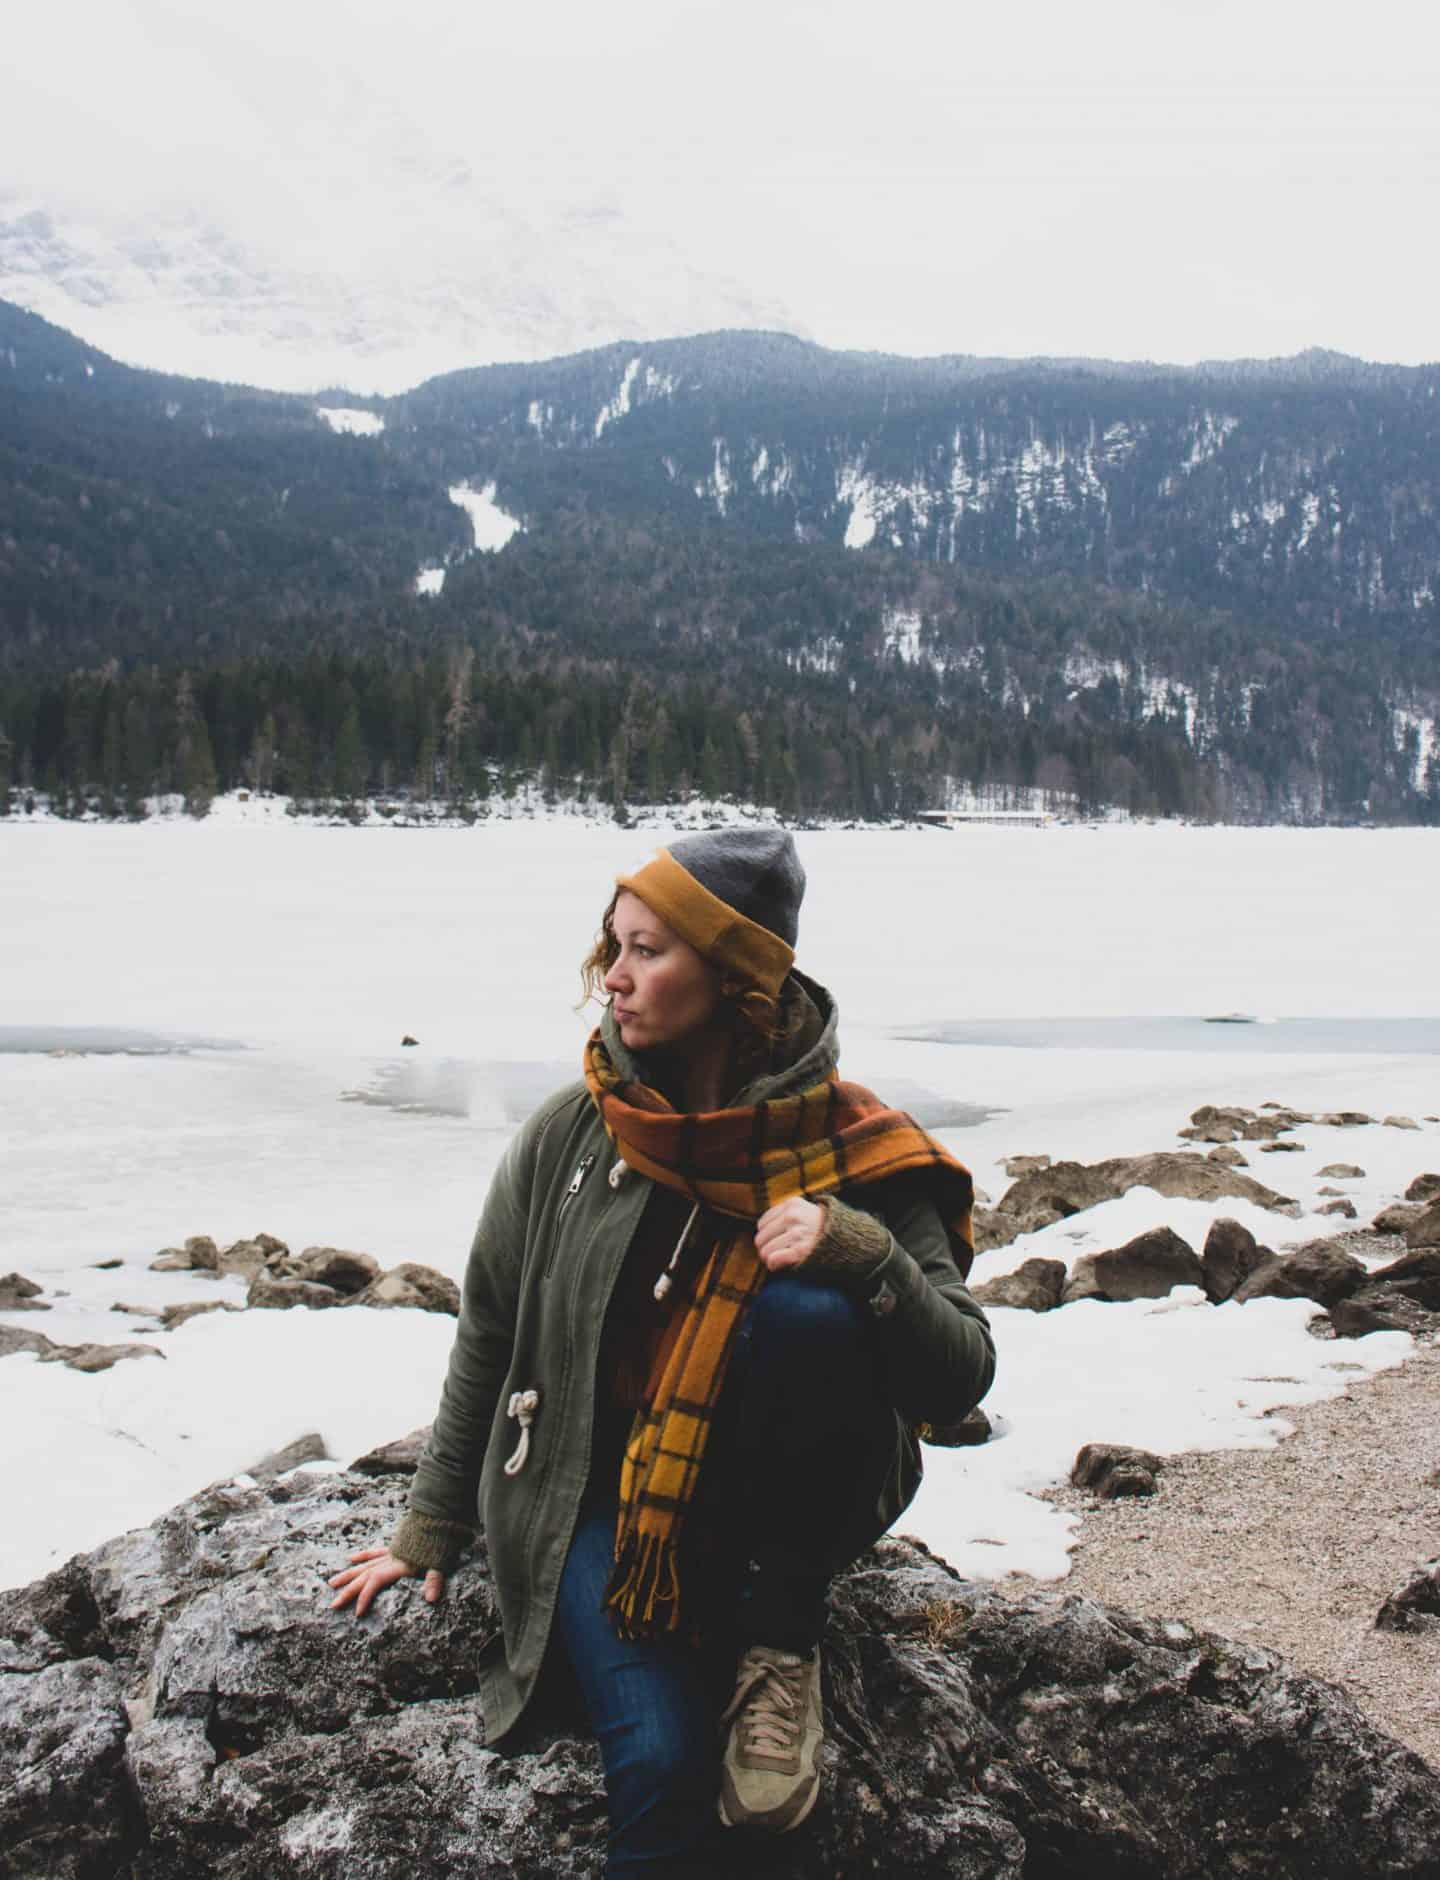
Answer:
[{"xmin": 5, "ymin": 0, "xmax": 1438, "ymax": 366}]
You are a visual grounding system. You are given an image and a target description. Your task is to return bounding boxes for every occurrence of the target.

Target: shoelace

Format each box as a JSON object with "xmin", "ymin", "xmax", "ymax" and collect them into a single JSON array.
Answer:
[{"xmin": 722, "ymin": 1654, "xmax": 804, "ymax": 1757}]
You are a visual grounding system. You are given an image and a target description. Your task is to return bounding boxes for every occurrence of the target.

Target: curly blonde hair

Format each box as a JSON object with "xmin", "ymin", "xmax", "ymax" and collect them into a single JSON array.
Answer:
[{"xmin": 580, "ymin": 889, "xmax": 797, "ymax": 1063}]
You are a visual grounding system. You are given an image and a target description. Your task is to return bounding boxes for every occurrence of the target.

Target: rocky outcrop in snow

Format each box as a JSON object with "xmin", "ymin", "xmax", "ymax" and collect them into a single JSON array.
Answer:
[{"xmin": 5, "ymin": 1463, "xmax": 1440, "ymax": 1877}]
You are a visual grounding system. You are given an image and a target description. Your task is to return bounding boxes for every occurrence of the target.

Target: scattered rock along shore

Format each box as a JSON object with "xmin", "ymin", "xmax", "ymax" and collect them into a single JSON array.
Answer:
[{"xmin": 6, "ymin": 1454, "xmax": 1440, "ymax": 1878}]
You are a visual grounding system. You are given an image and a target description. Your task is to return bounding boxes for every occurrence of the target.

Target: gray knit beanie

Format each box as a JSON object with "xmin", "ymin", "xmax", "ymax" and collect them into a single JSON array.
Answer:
[{"xmin": 666, "ymin": 829, "xmax": 806, "ymax": 948}]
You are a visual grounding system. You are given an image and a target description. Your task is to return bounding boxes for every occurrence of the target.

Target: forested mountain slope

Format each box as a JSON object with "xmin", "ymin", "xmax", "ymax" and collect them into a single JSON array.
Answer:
[{"xmin": 2, "ymin": 302, "xmax": 1436, "ymax": 822}]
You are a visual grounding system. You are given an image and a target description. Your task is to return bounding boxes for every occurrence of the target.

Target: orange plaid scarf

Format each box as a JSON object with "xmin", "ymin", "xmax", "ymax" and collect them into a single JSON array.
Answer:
[{"xmin": 583, "ymin": 1028, "xmax": 974, "ymax": 1638}]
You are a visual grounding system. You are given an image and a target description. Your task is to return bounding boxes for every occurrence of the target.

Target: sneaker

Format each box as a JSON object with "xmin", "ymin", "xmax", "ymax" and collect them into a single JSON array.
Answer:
[{"xmin": 717, "ymin": 1644, "xmax": 823, "ymax": 1832}]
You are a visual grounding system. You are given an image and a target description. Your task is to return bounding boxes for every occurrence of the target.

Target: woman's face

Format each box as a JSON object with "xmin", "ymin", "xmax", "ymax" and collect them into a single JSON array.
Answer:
[{"xmin": 603, "ymin": 891, "xmax": 722, "ymax": 1054}]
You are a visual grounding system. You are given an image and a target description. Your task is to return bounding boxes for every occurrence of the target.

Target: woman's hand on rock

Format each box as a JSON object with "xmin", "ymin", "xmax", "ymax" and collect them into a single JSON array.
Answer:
[
  {"xmin": 328, "ymin": 1547, "xmax": 446, "ymax": 1616},
  {"xmin": 755, "ymin": 1197, "xmax": 827, "ymax": 1271}
]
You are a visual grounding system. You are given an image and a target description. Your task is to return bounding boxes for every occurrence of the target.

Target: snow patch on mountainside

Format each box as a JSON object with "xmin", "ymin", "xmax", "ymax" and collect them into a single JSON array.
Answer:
[
  {"xmin": 838, "ymin": 463, "xmax": 880, "ymax": 549},
  {"xmin": 316, "ymin": 407, "xmax": 384, "ymax": 437},
  {"xmin": 594, "ymin": 358, "xmax": 640, "ymax": 438},
  {"xmin": 448, "ymin": 482, "xmax": 523, "ymax": 553},
  {"xmin": 414, "ymin": 567, "xmax": 445, "ymax": 596},
  {"xmin": 1391, "ymin": 706, "xmax": 1437, "ymax": 791},
  {"xmin": 1183, "ymin": 411, "xmax": 1239, "ymax": 469}
]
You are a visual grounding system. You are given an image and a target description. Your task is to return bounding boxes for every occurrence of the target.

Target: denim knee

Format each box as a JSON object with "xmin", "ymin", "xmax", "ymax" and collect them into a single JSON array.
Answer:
[{"xmin": 747, "ymin": 1271, "xmax": 867, "ymax": 1352}]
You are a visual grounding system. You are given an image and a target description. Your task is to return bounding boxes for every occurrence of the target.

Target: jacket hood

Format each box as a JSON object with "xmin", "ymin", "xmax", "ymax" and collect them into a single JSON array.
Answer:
[{"xmin": 597, "ymin": 969, "xmax": 839, "ymax": 1110}]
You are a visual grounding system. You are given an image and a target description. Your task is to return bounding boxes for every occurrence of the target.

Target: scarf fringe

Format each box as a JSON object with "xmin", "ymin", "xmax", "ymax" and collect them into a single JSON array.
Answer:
[{"xmin": 605, "ymin": 1529, "xmax": 682, "ymax": 1638}]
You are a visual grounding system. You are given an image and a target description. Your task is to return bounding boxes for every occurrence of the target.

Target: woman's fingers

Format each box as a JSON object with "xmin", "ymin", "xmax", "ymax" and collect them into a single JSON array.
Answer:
[
  {"xmin": 423, "ymin": 1570, "xmax": 446, "ymax": 1603},
  {"xmin": 327, "ymin": 1549, "xmax": 422, "ymax": 1615},
  {"xmin": 755, "ymin": 1197, "xmax": 825, "ymax": 1269}
]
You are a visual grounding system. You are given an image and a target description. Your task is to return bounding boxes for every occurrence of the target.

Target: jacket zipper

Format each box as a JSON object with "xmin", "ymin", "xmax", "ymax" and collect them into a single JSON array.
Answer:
[{"xmin": 544, "ymin": 1152, "xmax": 596, "ymax": 1276}]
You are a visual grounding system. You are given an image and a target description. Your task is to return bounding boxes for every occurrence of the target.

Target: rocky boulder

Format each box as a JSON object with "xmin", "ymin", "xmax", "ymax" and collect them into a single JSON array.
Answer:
[
  {"xmin": 1330, "ymin": 1288, "xmax": 1438, "ymax": 1339},
  {"xmin": 1201, "ymin": 1218, "xmax": 1272, "ymax": 1303},
  {"xmin": 1405, "ymin": 1200, "xmax": 1440, "ymax": 1249},
  {"xmin": 1366, "ymin": 1248, "xmax": 1440, "ymax": 1311},
  {"xmin": 969, "ymin": 1258, "xmax": 1066, "ymax": 1312},
  {"xmin": 1316, "ymin": 1198, "xmax": 1357, "ymax": 1219},
  {"xmin": 1376, "ymin": 1559, "xmax": 1440, "ymax": 1631},
  {"xmin": 0, "ymin": 1272, "xmax": 48, "ymax": 1312},
  {"xmin": 1206, "ymin": 1144, "xmax": 1249, "ymax": 1167},
  {"xmin": 1405, "ymin": 1173, "xmax": 1440, "ymax": 1204},
  {"xmin": 1317, "ymin": 1163, "xmax": 1365, "ymax": 1179},
  {"xmin": 5, "ymin": 1468, "xmax": 1440, "ymax": 1877},
  {"xmin": 159, "ymin": 1301, "xmax": 241, "ymax": 1331},
  {"xmin": 351, "ymin": 1428, "xmax": 432, "ymax": 1477},
  {"xmin": 997, "ymin": 1153, "xmax": 1297, "ymax": 1227},
  {"xmin": 214, "ymin": 1233, "xmax": 290, "ymax": 1279},
  {"xmin": 0, "ymin": 1327, "xmax": 164, "ymax": 1373},
  {"xmin": 1233, "ymin": 1240, "xmax": 1368, "ymax": 1311},
  {"xmin": 999, "ymin": 1154, "xmax": 1051, "ymax": 1178},
  {"xmin": 348, "ymin": 1264, "xmax": 461, "ymax": 1316},
  {"xmin": 1319, "ymin": 1112, "xmax": 1376, "ymax": 1128},
  {"xmin": 919, "ymin": 1407, "xmax": 993, "ymax": 1448},
  {"xmin": 1372, "ymin": 1203, "xmax": 1423, "ymax": 1233},
  {"xmin": 246, "ymin": 1273, "xmax": 341, "ymax": 1311},
  {"xmin": 1384, "ymin": 1115, "xmax": 1421, "ymax": 1130},
  {"xmin": 1062, "ymin": 1228, "xmax": 1203, "ymax": 1305},
  {"xmin": 971, "ymin": 1207, "xmax": 1025, "ymax": 1255},
  {"xmin": 1071, "ymin": 1442, "xmax": 1163, "ymax": 1498},
  {"xmin": 285, "ymin": 1246, "xmax": 383, "ymax": 1295}
]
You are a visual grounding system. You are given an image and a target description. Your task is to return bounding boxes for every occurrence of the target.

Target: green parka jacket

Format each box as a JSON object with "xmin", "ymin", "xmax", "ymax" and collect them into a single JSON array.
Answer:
[{"xmin": 392, "ymin": 976, "xmax": 994, "ymax": 1744}]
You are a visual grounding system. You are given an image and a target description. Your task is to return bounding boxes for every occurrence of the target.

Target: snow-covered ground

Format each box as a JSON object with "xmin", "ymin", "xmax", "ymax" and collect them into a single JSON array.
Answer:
[{"xmin": 3, "ymin": 818, "xmax": 1438, "ymax": 1590}]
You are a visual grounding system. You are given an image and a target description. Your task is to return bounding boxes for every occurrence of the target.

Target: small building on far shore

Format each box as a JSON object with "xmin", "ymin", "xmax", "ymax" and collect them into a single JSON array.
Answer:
[{"xmin": 919, "ymin": 808, "xmax": 1054, "ymax": 829}]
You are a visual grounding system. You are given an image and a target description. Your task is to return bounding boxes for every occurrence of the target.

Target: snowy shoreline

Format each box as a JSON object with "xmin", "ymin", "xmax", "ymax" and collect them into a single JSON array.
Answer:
[{"xmin": 4, "ymin": 819, "xmax": 1438, "ymax": 1594}]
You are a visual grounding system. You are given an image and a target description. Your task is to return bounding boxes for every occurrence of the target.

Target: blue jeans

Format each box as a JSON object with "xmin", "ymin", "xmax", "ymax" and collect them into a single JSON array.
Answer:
[{"xmin": 554, "ymin": 1273, "xmax": 897, "ymax": 1877}]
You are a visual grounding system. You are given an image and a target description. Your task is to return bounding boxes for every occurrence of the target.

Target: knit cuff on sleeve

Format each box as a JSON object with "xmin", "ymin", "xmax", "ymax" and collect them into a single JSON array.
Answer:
[
  {"xmin": 805, "ymin": 1196, "xmax": 892, "ymax": 1282},
  {"xmin": 390, "ymin": 1510, "xmax": 475, "ymax": 1574}
]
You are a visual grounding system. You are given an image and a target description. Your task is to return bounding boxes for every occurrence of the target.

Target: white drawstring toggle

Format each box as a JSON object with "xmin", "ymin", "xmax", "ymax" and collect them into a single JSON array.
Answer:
[
  {"xmin": 503, "ymin": 1387, "xmax": 541, "ymax": 1476},
  {"xmin": 654, "ymin": 1202, "xmax": 701, "ymax": 1303},
  {"xmin": 608, "ymin": 1157, "xmax": 629, "ymax": 1189}
]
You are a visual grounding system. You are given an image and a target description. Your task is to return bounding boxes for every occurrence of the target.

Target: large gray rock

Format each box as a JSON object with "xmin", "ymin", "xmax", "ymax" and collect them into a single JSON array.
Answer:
[
  {"xmin": 1405, "ymin": 1200, "xmax": 1440, "ymax": 1249},
  {"xmin": 1405, "ymin": 1173, "xmax": 1440, "ymax": 1204},
  {"xmin": 1201, "ymin": 1218, "xmax": 1272, "ymax": 1303},
  {"xmin": 1233, "ymin": 1240, "xmax": 1368, "ymax": 1310},
  {"xmin": 998, "ymin": 1152, "xmax": 1298, "ymax": 1226},
  {"xmin": 970, "ymin": 1258, "xmax": 1066, "ymax": 1312},
  {"xmin": 1062, "ymin": 1228, "xmax": 1204, "ymax": 1304},
  {"xmin": 4, "ymin": 1471, "xmax": 1440, "ymax": 1877}
]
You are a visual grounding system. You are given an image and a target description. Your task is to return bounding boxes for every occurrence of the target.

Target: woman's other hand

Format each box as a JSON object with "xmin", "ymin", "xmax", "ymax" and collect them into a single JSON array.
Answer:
[
  {"xmin": 755, "ymin": 1197, "xmax": 827, "ymax": 1272},
  {"xmin": 328, "ymin": 1547, "xmax": 446, "ymax": 1616}
]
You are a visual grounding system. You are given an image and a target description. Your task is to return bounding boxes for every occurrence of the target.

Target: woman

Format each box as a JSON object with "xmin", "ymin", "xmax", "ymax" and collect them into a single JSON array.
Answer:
[{"xmin": 330, "ymin": 829, "xmax": 994, "ymax": 1875}]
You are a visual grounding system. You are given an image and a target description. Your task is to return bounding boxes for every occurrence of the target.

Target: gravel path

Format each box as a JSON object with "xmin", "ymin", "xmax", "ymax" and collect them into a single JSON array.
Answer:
[{"xmin": 1009, "ymin": 1329, "xmax": 1440, "ymax": 1770}]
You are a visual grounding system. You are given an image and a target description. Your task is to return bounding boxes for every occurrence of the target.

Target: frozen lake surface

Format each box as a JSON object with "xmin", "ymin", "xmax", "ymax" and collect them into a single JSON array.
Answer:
[{"xmin": 3, "ymin": 816, "xmax": 1438, "ymax": 1590}]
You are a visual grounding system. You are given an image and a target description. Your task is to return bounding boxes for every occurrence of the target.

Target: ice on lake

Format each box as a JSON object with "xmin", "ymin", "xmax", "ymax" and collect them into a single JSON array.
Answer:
[{"xmin": 2, "ymin": 815, "xmax": 1438, "ymax": 1589}]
